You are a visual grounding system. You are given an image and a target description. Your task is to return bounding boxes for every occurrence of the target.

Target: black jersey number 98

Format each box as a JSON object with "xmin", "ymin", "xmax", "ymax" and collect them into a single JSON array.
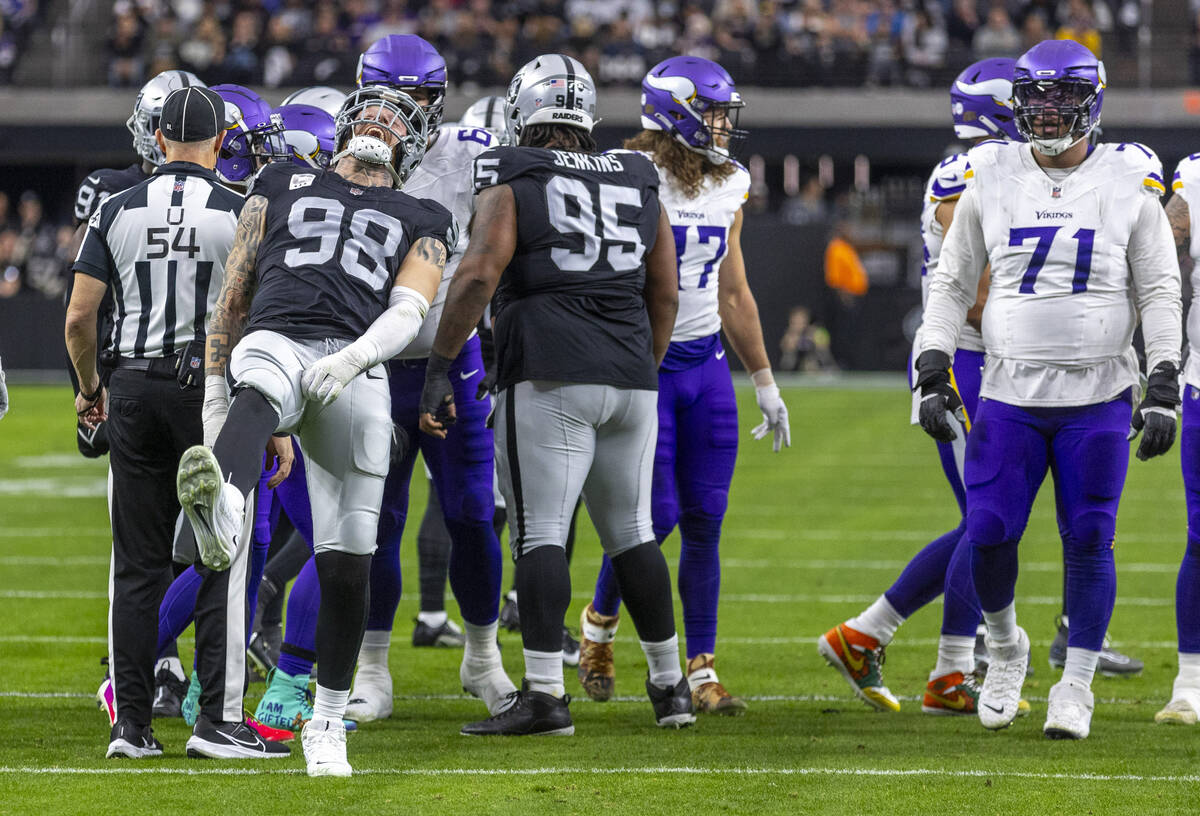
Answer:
[{"xmin": 283, "ymin": 195, "xmax": 405, "ymax": 291}]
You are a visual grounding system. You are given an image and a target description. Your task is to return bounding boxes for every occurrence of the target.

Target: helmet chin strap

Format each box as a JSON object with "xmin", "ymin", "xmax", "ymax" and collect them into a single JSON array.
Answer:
[
  {"xmin": 334, "ymin": 134, "xmax": 403, "ymax": 186},
  {"xmin": 1031, "ymin": 129, "xmax": 1090, "ymax": 158}
]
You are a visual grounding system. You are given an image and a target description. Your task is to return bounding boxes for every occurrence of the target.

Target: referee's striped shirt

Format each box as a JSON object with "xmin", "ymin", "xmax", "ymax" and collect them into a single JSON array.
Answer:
[{"xmin": 73, "ymin": 161, "xmax": 244, "ymax": 358}]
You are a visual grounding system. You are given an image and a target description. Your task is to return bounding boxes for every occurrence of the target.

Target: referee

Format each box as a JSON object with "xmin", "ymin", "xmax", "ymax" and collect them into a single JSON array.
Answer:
[{"xmin": 66, "ymin": 87, "xmax": 288, "ymax": 761}]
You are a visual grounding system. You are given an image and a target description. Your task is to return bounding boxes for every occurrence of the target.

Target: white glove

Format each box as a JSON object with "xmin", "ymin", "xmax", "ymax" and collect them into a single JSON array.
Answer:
[
  {"xmin": 301, "ymin": 344, "xmax": 369, "ymax": 407},
  {"xmin": 202, "ymin": 375, "xmax": 230, "ymax": 447},
  {"xmin": 750, "ymin": 368, "xmax": 790, "ymax": 452},
  {"xmin": 0, "ymin": 356, "xmax": 7, "ymax": 420}
]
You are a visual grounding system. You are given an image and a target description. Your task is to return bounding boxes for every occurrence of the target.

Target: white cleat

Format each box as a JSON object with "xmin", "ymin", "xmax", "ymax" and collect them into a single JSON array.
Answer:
[
  {"xmin": 1043, "ymin": 679, "xmax": 1094, "ymax": 739},
  {"xmin": 461, "ymin": 651, "xmax": 518, "ymax": 715},
  {"xmin": 344, "ymin": 663, "xmax": 393, "ymax": 723},
  {"xmin": 302, "ymin": 718, "xmax": 352, "ymax": 778},
  {"xmin": 176, "ymin": 446, "xmax": 244, "ymax": 571},
  {"xmin": 978, "ymin": 626, "xmax": 1029, "ymax": 731},
  {"xmin": 1155, "ymin": 686, "xmax": 1200, "ymax": 725}
]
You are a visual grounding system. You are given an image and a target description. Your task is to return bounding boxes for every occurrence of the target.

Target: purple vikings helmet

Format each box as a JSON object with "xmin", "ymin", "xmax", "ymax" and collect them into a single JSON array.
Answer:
[
  {"xmin": 270, "ymin": 104, "xmax": 337, "ymax": 169},
  {"xmin": 212, "ymin": 84, "xmax": 282, "ymax": 184},
  {"xmin": 1013, "ymin": 39, "xmax": 1105, "ymax": 156},
  {"xmin": 356, "ymin": 35, "xmax": 447, "ymax": 133},
  {"xmin": 640, "ymin": 56, "xmax": 747, "ymax": 165},
  {"xmin": 950, "ymin": 58, "xmax": 1021, "ymax": 142}
]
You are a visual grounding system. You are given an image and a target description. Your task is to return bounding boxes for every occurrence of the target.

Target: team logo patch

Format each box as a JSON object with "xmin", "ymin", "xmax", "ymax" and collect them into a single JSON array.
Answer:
[
  {"xmin": 349, "ymin": 188, "xmax": 364, "ymax": 196},
  {"xmin": 289, "ymin": 173, "xmax": 315, "ymax": 190}
]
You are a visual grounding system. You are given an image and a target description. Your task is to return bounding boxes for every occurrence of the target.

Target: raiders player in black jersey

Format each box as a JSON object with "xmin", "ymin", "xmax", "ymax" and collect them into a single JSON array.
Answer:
[
  {"xmin": 174, "ymin": 85, "xmax": 453, "ymax": 777},
  {"xmin": 68, "ymin": 70, "xmax": 205, "ymax": 457},
  {"xmin": 420, "ymin": 55, "xmax": 693, "ymax": 736}
]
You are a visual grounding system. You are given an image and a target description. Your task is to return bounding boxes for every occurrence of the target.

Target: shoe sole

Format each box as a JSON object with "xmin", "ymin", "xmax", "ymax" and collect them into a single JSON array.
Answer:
[
  {"xmin": 1043, "ymin": 725, "xmax": 1086, "ymax": 740},
  {"xmin": 185, "ymin": 735, "xmax": 291, "ymax": 759},
  {"xmin": 656, "ymin": 713, "xmax": 697, "ymax": 728},
  {"xmin": 921, "ymin": 705, "xmax": 975, "ymax": 717},
  {"xmin": 307, "ymin": 763, "xmax": 353, "ymax": 777},
  {"xmin": 697, "ymin": 698, "xmax": 748, "ymax": 716},
  {"xmin": 177, "ymin": 447, "xmax": 232, "ymax": 571},
  {"xmin": 106, "ymin": 739, "xmax": 162, "ymax": 759},
  {"xmin": 460, "ymin": 725, "xmax": 575, "ymax": 737},
  {"xmin": 343, "ymin": 699, "xmax": 392, "ymax": 723},
  {"xmin": 816, "ymin": 635, "xmax": 898, "ymax": 713}
]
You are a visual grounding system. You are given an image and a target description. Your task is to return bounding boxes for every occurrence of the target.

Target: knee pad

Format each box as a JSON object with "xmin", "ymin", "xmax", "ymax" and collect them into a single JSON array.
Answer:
[
  {"xmin": 1066, "ymin": 509, "xmax": 1116, "ymax": 550},
  {"xmin": 965, "ymin": 507, "xmax": 1008, "ymax": 550}
]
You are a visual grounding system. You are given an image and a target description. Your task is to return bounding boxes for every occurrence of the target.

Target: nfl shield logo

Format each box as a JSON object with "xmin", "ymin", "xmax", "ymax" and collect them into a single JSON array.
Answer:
[
  {"xmin": 173, "ymin": 178, "xmax": 186, "ymax": 194},
  {"xmin": 1051, "ymin": 186, "xmax": 1061, "ymax": 199}
]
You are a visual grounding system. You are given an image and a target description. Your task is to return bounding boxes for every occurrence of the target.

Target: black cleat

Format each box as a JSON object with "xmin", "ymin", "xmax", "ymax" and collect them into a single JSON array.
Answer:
[
  {"xmin": 562, "ymin": 626, "xmax": 580, "ymax": 666},
  {"xmin": 1047, "ymin": 615, "xmax": 1143, "ymax": 677},
  {"xmin": 461, "ymin": 685, "xmax": 574, "ymax": 736},
  {"xmin": 151, "ymin": 666, "xmax": 188, "ymax": 718},
  {"xmin": 412, "ymin": 617, "xmax": 466, "ymax": 648},
  {"xmin": 498, "ymin": 590, "xmax": 520, "ymax": 632},
  {"xmin": 107, "ymin": 719, "xmax": 163, "ymax": 759},
  {"xmin": 247, "ymin": 627, "xmax": 280, "ymax": 681},
  {"xmin": 646, "ymin": 676, "xmax": 696, "ymax": 729},
  {"xmin": 186, "ymin": 715, "xmax": 291, "ymax": 759}
]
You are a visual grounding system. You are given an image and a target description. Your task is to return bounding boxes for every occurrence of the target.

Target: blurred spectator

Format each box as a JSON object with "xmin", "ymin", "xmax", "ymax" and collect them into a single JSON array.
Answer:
[
  {"xmin": 1021, "ymin": 10, "xmax": 1050, "ymax": 51},
  {"xmin": 1056, "ymin": 0, "xmax": 1102, "ymax": 57},
  {"xmin": 782, "ymin": 175, "xmax": 829, "ymax": 226},
  {"xmin": 900, "ymin": 6, "xmax": 946, "ymax": 87},
  {"xmin": 596, "ymin": 15, "xmax": 647, "ymax": 86},
  {"xmin": 292, "ymin": 4, "xmax": 352, "ymax": 85},
  {"xmin": 946, "ymin": 0, "xmax": 979, "ymax": 53},
  {"xmin": 0, "ymin": 230, "xmax": 22, "ymax": 298},
  {"xmin": 824, "ymin": 220, "xmax": 868, "ymax": 367},
  {"xmin": 108, "ymin": 9, "xmax": 145, "ymax": 87},
  {"xmin": 778, "ymin": 305, "xmax": 837, "ymax": 373},
  {"xmin": 220, "ymin": 10, "xmax": 263, "ymax": 85},
  {"xmin": 973, "ymin": 7, "xmax": 1022, "ymax": 60},
  {"xmin": 178, "ymin": 10, "xmax": 226, "ymax": 78}
]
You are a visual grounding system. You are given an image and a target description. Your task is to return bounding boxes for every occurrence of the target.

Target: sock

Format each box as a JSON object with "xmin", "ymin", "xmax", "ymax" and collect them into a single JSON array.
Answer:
[
  {"xmin": 514, "ymin": 546, "xmax": 571, "ymax": 653},
  {"xmin": 417, "ymin": 610, "xmax": 448, "ymax": 628},
  {"xmin": 463, "ymin": 620, "xmax": 500, "ymax": 660},
  {"xmin": 641, "ymin": 634, "xmax": 683, "ymax": 688},
  {"xmin": 982, "ymin": 602, "xmax": 1019, "ymax": 649},
  {"xmin": 931, "ymin": 634, "xmax": 975, "ymax": 679},
  {"xmin": 211, "ymin": 388, "xmax": 280, "ymax": 496},
  {"xmin": 609, "ymin": 541, "xmax": 676, "ymax": 643},
  {"xmin": 155, "ymin": 656, "xmax": 185, "ymax": 683},
  {"xmin": 314, "ymin": 550, "xmax": 372, "ymax": 692},
  {"xmin": 1177, "ymin": 652, "xmax": 1200, "ymax": 689},
  {"xmin": 523, "ymin": 648, "xmax": 564, "ymax": 697},
  {"xmin": 582, "ymin": 607, "xmax": 619, "ymax": 643},
  {"xmin": 312, "ymin": 684, "xmax": 350, "ymax": 722},
  {"xmin": 848, "ymin": 595, "xmax": 906, "ymax": 645},
  {"xmin": 276, "ymin": 557, "xmax": 321, "ymax": 677},
  {"xmin": 417, "ymin": 482, "xmax": 452, "ymax": 613},
  {"xmin": 1062, "ymin": 646, "xmax": 1099, "ymax": 687},
  {"xmin": 358, "ymin": 629, "xmax": 391, "ymax": 668}
]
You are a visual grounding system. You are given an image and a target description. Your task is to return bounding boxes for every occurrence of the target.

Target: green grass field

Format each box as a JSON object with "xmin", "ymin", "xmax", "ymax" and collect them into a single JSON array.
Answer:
[{"xmin": 3, "ymin": 381, "xmax": 1200, "ymax": 814}]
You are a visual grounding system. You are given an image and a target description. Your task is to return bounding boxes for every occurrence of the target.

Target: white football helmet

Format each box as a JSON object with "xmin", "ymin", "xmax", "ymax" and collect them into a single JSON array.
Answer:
[
  {"xmin": 505, "ymin": 54, "xmax": 597, "ymax": 143},
  {"xmin": 126, "ymin": 70, "xmax": 207, "ymax": 167},
  {"xmin": 459, "ymin": 96, "xmax": 512, "ymax": 145},
  {"xmin": 280, "ymin": 86, "xmax": 348, "ymax": 119}
]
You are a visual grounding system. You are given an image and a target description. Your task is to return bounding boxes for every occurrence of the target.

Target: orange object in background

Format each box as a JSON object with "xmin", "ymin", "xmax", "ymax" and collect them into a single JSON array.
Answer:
[{"xmin": 824, "ymin": 235, "xmax": 868, "ymax": 297}]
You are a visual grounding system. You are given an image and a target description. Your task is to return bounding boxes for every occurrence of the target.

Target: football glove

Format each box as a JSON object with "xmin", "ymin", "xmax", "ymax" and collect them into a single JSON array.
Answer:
[
  {"xmin": 913, "ymin": 350, "xmax": 966, "ymax": 443},
  {"xmin": 301, "ymin": 345, "xmax": 369, "ymax": 407},
  {"xmin": 420, "ymin": 352, "xmax": 457, "ymax": 429},
  {"xmin": 749, "ymin": 369, "xmax": 790, "ymax": 452},
  {"xmin": 475, "ymin": 367, "xmax": 498, "ymax": 401},
  {"xmin": 202, "ymin": 375, "xmax": 230, "ymax": 447},
  {"xmin": 1128, "ymin": 362, "xmax": 1180, "ymax": 461}
]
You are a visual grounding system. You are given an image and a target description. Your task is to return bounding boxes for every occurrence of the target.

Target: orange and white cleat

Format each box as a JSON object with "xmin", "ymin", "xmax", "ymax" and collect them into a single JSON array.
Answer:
[
  {"xmin": 818, "ymin": 622, "xmax": 899, "ymax": 712},
  {"xmin": 922, "ymin": 671, "xmax": 981, "ymax": 716}
]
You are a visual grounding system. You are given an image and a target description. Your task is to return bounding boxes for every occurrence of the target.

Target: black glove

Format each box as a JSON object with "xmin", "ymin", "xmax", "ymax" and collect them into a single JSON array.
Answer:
[
  {"xmin": 1129, "ymin": 362, "xmax": 1180, "ymax": 461},
  {"xmin": 913, "ymin": 350, "xmax": 966, "ymax": 443},
  {"xmin": 474, "ymin": 367, "xmax": 497, "ymax": 401},
  {"xmin": 419, "ymin": 352, "xmax": 457, "ymax": 427}
]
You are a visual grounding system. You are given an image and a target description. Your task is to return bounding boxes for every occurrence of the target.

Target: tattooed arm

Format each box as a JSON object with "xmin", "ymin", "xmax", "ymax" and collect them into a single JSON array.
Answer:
[
  {"xmin": 1165, "ymin": 194, "xmax": 1191, "ymax": 264},
  {"xmin": 207, "ymin": 195, "xmax": 268, "ymax": 378}
]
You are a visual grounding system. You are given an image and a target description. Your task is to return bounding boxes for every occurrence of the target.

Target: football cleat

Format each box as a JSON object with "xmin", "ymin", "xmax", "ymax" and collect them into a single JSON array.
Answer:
[
  {"xmin": 254, "ymin": 667, "xmax": 357, "ymax": 732},
  {"xmin": 247, "ymin": 627, "xmax": 280, "ymax": 681},
  {"xmin": 978, "ymin": 626, "xmax": 1030, "ymax": 730},
  {"xmin": 561, "ymin": 626, "xmax": 580, "ymax": 667},
  {"xmin": 498, "ymin": 589, "xmax": 520, "ymax": 631},
  {"xmin": 577, "ymin": 603, "xmax": 618, "ymax": 702},
  {"xmin": 151, "ymin": 664, "xmax": 188, "ymax": 719},
  {"xmin": 921, "ymin": 670, "xmax": 980, "ymax": 716},
  {"xmin": 186, "ymin": 715, "xmax": 291, "ymax": 759},
  {"xmin": 412, "ymin": 617, "xmax": 466, "ymax": 648},
  {"xmin": 303, "ymin": 718, "xmax": 352, "ymax": 777},
  {"xmin": 686, "ymin": 653, "xmax": 746, "ymax": 715},
  {"xmin": 460, "ymin": 684, "xmax": 573, "ymax": 736},
  {"xmin": 181, "ymin": 670, "xmax": 200, "ymax": 727},
  {"xmin": 344, "ymin": 663, "xmax": 393, "ymax": 723},
  {"xmin": 177, "ymin": 446, "xmax": 244, "ymax": 572},
  {"xmin": 245, "ymin": 711, "xmax": 294, "ymax": 742},
  {"xmin": 1043, "ymin": 679, "xmax": 1094, "ymax": 740},
  {"xmin": 106, "ymin": 719, "xmax": 163, "ymax": 759},
  {"xmin": 974, "ymin": 623, "xmax": 1033, "ymax": 677},
  {"xmin": 1154, "ymin": 686, "xmax": 1200, "ymax": 725},
  {"xmin": 460, "ymin": 650, "xmax": 518, "ymax": 715},
  {"xmin": 817, "ymin": 622, "xmax": 899, "ymax": 712},
  {"xmin": 647, "ymin": 675, "xmax": 696, "ymax": 728},
  {"xmin": 1047, "ymin": 616, "xmax": 1143, "ymax": 677},
  {"xmin": 96, "ymin": 677, "xmax": 116, "ymax": 727}
]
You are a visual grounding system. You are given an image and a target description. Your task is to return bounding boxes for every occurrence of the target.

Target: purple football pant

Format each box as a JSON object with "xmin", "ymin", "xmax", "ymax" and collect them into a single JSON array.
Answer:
[
  {"xmin": 960, "ymin": 392, "xmax": 1131, "ymax": 652},
  {"xmin": 1176, "ymin": 386, "xmax": 1200, "ymax": 653},
  {"xmin": 593, "ymin": 347, "xmax": 738, "ymax": 659},
  {"xmin": 368, "ymin": 335, "xmax": 503, "ymax": 631}
]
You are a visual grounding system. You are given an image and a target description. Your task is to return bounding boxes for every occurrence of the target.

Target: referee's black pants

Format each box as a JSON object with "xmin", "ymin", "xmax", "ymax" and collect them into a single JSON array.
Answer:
[{"xmin": 105, "ymin": 369, "xmax": 250, "ymax": 728}]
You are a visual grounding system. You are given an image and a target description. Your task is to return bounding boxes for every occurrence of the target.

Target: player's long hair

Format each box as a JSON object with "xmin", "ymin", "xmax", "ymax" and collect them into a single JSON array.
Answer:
[
  {"xmin": 624, "ymin": 130, "xmax": 736, "ymax": 199},
  {"xmin": 520, "ymin": 124, "xmax": 598, "ymax": 154}
]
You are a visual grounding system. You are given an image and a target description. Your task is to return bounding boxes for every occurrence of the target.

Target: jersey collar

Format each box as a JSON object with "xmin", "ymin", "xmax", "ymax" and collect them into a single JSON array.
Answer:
[{"xmin": 154, "ymin": 161, "xmax": 221, "ymax": 183}]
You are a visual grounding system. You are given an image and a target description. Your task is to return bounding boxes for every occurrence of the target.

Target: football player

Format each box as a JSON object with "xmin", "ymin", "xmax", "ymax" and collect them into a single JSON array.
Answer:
[
  {"xmin": 211, "ymin": 85, "xmax": 285, "ymax": 190},
  {"xmin": 915, "ymin": 39, "xmax": 1181, "ymax": 739},
  {"xmin": 577, "ymin": 57, "xmax": 788, "ymax": 715},
  {"xmin": 335, "ymin": 34, "xmax": 513, "ymax": 724},
  {"xmin": 420, "ymin": 54, "xmax": 692, "ymax": 736},
  {"xmin": 175, "ymin": 84, "xmax": 453, "ymax": 775}
]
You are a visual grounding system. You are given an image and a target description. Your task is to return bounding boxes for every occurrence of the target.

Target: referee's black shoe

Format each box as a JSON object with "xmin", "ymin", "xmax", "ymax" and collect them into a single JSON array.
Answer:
[
  {"xmin": 646, "ymin": 676, "xmax": 696, "ymax": 729},
  {"xmin": 106, "ymin": 719, "xmax": 163, "ymax": 759},
  {"xmin": 460, "ymin": 683, "xmax": 573, "ymax": 736},
  {"xmin": 186, "ymin": 715, "xmax": 291, "ymax": 759},
  {"xmin": 151, "ymin": 665, "xmax": 188, "ymax": 718}
]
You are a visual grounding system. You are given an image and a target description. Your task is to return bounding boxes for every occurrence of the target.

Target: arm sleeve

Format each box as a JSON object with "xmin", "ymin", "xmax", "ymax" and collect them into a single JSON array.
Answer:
[
  {"xmin": 918, "ymin": 185, "xmax": 987, "ymax": 356},
  {"xmin": 1128, "ymin": 193, "xmax": 1183, "ymax": 371}
]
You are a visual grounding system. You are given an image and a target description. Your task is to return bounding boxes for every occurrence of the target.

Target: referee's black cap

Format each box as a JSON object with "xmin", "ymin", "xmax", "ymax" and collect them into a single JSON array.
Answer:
[{"xmin": 160, "ymin": 87, "xmax": 225, "ymax": 143}]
